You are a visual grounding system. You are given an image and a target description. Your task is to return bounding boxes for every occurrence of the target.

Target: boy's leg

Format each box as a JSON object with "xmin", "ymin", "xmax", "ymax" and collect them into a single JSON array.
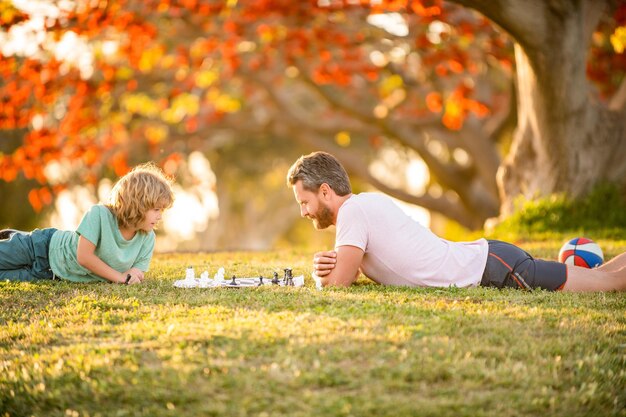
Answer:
[
  {"xmin": 0, "ymin": 229, "xmax": 20, "ymax": 240},
  {"xmin": 0, "ymin": 231, "xmax": 37, "ymax": 281},
  {"xmin": 0, "ymin": 268, "xmax": 39, "ymax": 281},
  {"xmin": 0, "ymin": 229, "xmax": 56, "ymax": 282}
]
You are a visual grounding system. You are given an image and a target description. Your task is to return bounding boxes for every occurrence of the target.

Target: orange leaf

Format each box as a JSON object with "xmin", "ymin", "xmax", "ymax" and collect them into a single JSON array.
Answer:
[
  {"xmin": 425, "ymin": 92, "xmax": 443, "ymax": 113},
  {"xmin": 39, "ymin": 187, "xmax": 53, "ymax": 205},
  {"xmin": 28, "ymin": 189, "xmax": 43, "ymax": 212},
  {"xmin": 83, "ymin": 147, "xmax": 99, "ymax": 166},
  {"xmin": 435, "ymin": 64, "xmax": 447, "ymax": 76},
  {"xmin": 448, "ymin": 60, "xmax": 464, "ymax": 73},
  {"xmin": 111, "ymin": 152, "xmax": 130, "ymax": 177}
]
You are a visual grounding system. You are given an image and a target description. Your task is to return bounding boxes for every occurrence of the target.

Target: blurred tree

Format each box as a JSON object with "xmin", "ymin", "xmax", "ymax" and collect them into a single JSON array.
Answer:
[{"xmin": 0, "ymin": 0, "xmax": 624, "ymax": 231}]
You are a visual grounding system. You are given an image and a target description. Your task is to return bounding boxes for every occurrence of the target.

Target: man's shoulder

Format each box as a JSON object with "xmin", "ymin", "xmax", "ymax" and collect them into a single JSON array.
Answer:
[
  {"xmin": 349, "ymin": 192, "xmax": 386, "ymax": 201},
  {"xmin": 339, "ymin": 193, "xmax": 395, "ymax": 222},
  {"xmin": 347, "ymin": 192, "xmax": 394, "ymax": 208}
]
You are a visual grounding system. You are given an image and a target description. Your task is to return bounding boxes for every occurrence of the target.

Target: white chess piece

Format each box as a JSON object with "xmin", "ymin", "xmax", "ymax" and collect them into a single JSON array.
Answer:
[
  {"xmin": 183, "ymin": 266, "xmax": 197, "ymax": 287},
  {"xmin": 312, "ymin": 273, "xmax": 323, "ymax": 290},
  {"xmin": 174, "ymin": 266, "xmax": 199, "ymax": 288},
  {"xmin": 198, "ymin": 270, "xmax": 212, "ymax": 288},
  {"xmin": 292, "ymin": 275, "xmax": 305, "ymax": 287},
  {"xmin": 214, "ymin": 267, "xmax": 225, "ymax": 283},
  {"xmin": 185, "ymin": 266, "xmax": 195, "ymax": 280}
]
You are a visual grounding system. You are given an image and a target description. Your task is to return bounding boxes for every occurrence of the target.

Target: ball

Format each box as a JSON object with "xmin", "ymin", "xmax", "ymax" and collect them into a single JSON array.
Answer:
[{"xmin": 558, "ymin": 237, "xmax": 604, "ymax": 268}]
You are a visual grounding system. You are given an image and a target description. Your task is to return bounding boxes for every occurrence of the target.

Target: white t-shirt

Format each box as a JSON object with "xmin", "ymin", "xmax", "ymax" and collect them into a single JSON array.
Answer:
[{"xmin": 335, "ymin": 193, "xmax": 488, "ymax": 288}]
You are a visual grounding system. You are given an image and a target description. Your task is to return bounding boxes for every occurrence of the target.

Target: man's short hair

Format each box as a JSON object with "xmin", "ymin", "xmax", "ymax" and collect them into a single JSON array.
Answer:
[{"xmin": 286, "ymin": 151, "xmax": 352, "ymax": 196}]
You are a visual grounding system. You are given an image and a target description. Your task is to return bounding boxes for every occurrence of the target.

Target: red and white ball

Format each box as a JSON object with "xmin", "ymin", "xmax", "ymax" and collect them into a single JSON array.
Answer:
[{"xmin": 558, "ymin": 237, "xmax": 604, "ymax": 268}]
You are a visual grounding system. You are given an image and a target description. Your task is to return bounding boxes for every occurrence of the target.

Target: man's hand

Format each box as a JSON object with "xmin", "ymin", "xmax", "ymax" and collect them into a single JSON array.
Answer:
[
  {"xmin": 313, "ymin": 250, "xmax": 337, "ymax": 277},
  {"xmin": 312, "ymin": 246, "xmax": 364, "ymax": 287}
]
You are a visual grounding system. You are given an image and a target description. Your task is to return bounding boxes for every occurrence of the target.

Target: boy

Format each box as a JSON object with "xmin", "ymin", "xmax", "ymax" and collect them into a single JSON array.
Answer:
[{"xmin": 0, "ymin": 163, "xmax": 174, "ymax": 284}]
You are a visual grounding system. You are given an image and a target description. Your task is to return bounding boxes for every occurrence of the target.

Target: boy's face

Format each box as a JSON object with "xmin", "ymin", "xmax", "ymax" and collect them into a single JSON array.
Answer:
[{"xmin": 138, "ymin": 208, "xmax": 164, "ymax": 232}]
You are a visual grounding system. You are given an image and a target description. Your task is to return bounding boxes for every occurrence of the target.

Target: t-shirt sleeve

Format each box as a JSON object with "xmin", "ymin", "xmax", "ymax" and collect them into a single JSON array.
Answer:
[
  {"xmin": 335, "ymin": 201, "xmax": 368, "ymax": 251},
  {"xmin": 76, "ymin": 205, "xmax": 103, "ymax": 246},
  {"xmin": 133, "ymin": 232, "xmax": 155, "ymax": 272}
]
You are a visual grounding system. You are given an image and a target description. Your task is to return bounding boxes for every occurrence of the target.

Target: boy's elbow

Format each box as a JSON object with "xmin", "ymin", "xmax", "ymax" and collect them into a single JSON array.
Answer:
[{"xmin": 76, "ymin": 252, "xmax": 90, "ymax": 268}]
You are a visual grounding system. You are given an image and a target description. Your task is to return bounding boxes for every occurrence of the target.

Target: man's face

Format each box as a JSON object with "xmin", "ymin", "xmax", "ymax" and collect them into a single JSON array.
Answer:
[{"xmin": 293, "ymin": 181, "xmax": 334, "ymax": 230}]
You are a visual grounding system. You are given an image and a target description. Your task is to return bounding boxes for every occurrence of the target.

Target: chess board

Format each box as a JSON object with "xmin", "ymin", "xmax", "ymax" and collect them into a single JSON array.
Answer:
[
  {"xmin": 219, "ymin": 275, "xmax": 304, "ymax": 288},
  {"xmin": 173, "ymin": 274, "xmax": 305, "ymax": 288}
]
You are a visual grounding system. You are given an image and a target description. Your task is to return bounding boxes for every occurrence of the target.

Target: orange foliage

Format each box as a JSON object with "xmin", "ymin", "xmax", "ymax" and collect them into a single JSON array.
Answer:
[
  {"xmin": 425, "ymin": 92, "xmax": 443, "ymax": 113},
  {"xmin": 111, "ymin": 152, "xmax": 130, "ymax": 177},
  {"xmin": 411, "ymin": 2, "xmax": 442, "ymax": 17},
  {"xmin": 0, "ymin": 0, "xmax": 621, "ymax": 213},
  {"xmin": 442, "ymin": 86, "xmax": 490, "ymax": 130},
  {"xmin": 28, "ymin": 187, "xmax": 53, "ymax": 213}
]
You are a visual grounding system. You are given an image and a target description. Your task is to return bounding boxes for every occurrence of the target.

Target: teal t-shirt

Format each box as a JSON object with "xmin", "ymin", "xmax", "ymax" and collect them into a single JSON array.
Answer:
[{"xmin": 49, "ymin": 205, "xmax": 156, "ymax": 283}]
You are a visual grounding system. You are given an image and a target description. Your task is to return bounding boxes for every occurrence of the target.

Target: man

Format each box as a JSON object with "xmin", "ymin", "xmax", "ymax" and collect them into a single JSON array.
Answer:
[{"xmin": 286, "ymin": 151, "xmax": 626, "ymax": 292}]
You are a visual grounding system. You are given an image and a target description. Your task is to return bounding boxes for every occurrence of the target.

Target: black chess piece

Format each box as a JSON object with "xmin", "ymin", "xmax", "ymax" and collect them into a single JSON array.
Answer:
[
  {"xmin": 230, "ymin": 275, "xmax": 238, "ymax": 286},
  {"xmin": 284, "ymin": 268, "xmax": 293, "ymax": 286},
  {"xmin": 272, "ymin": 271, "xmax": 280, "ymax": 285},
  {"xmin": 258, "ymin": 275, "xmax": 264, "ymax": 286}
]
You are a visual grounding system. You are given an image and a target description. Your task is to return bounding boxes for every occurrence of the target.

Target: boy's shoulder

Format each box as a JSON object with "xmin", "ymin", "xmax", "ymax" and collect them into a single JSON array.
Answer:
[
  {"xmin": 80, "ymin": 204, "xmax": 115, "ymax": 227},
  {"xmin": 87, "ymin": 204, "xmax": 113, "ymax": 217}
]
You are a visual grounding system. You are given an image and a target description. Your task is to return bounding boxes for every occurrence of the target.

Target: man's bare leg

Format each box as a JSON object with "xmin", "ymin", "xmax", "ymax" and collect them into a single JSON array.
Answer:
[
  {"xmin": 596, "ymin": 252, "xmax": 626, "ymax": 273},
  {"xmin": 561, "ymin": 265, "xmax": 626, "ymax": 292}
]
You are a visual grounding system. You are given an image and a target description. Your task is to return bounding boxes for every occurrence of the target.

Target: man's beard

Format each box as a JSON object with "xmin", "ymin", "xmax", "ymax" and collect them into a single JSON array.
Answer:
[{"xmin": 312, "ymin": 204, "xmax": 333, "ymax": 229}]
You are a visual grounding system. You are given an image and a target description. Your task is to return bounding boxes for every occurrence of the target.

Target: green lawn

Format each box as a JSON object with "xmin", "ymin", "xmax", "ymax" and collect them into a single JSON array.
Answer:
[{"xmin": 1, "ymin": 244, "xmax": 625, "ymax": 417}]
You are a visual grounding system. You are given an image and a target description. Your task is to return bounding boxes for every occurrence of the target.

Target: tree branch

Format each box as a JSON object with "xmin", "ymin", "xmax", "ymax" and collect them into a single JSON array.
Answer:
[
  {"xmin": 292, "ymin": 130, "xmax": 478, "ymax": 227},
  {"xmin": 609, "ymin": 76, "xmax": 626, "ymax": 111}
]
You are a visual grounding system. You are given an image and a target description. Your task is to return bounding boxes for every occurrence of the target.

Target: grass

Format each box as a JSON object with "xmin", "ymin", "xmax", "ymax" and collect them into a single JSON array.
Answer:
[{"xmin": 1, "ymin": 243, "xmax": 625, "ymax": 417}]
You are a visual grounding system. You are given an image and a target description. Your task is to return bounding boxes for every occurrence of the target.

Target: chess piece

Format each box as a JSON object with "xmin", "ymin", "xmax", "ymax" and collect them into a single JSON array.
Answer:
[
  {"xmin": 198, "ymin": 271, "xmax": 211, "ymax": 288},
  {"xmin": 230, "ymin": 275, "xmax": 238, "ymax": 286},
  {"xmin": 272, "ymin": 271, "xmax": 280, "ymax": 285},
  {"xmin": 176, "ymin": 265, "xmax": 197, "ymax": 288},
  {"xmin": 214, "ymin": 267, "xmax": 225, "ymax": 282},
  {"xmin": 185, "ymin": 266, "xmax": 195, "ymax": 281},
  {"xmin": 284, "ymin": 268, "xmax": 293, "ymax": 286},
  {"xmin": 258, "ymin": 275, "xmax": 264, "ymax": 286}
]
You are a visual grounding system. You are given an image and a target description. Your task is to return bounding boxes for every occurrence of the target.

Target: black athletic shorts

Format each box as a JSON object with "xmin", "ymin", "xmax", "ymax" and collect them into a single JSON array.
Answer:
[{"xmin": 480, "ymin": 240, "xmax": 567, "ymax": 291}]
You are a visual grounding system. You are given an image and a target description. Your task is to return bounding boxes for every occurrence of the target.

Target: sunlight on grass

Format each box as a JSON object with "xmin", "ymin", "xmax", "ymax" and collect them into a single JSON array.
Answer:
[{"xmin": 1, "ymin": 248, "xmax": 625, "ymax": 417}]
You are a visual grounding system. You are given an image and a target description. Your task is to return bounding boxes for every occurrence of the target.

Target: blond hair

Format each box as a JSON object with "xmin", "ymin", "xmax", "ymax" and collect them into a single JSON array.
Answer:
[{"xmin": 107, "ymin": 162, "xmax": 175, "ymax": 231}]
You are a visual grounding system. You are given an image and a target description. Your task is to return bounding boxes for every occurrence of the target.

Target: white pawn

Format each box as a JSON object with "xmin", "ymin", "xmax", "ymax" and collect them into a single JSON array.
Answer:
[
  {"xmin": 214, "ymin": 267, "xmax": 225, "ymax": 283},
  {"xmin": 198, "ymin": 271, "xmax": 211, "ymax": 288},
  {"xmin": 184, "ymin": 266, "xmax": 198, "ymax": 287}
]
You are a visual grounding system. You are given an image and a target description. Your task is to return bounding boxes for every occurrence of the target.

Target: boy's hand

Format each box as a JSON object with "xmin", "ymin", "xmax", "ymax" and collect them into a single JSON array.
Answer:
[
  {"xmin": 122, "ymin": 268, "xmax": 145, "ymax": 284},
  {"xmin": 128, "ymin": 267, "xmax": 145, "ymax": 281},
  {"xmin": 313, "ymin": 250, "xmax": 337, "ymax": 277}
]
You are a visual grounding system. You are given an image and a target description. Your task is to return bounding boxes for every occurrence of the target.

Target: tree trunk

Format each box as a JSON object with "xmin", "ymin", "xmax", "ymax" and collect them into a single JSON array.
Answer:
[{"xmin": 455, "ymin": 0, "xmax": 626, "ymax": 217}]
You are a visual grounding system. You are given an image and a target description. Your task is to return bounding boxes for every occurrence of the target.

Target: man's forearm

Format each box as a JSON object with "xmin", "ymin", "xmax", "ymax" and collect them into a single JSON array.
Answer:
[
  {"xmin": 316, "ymin": 263, "xmax": 360, "ymax": 287},
  {"xmin": 312, "ymin": 245, "xmax": 364, "ymax": 287}
]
